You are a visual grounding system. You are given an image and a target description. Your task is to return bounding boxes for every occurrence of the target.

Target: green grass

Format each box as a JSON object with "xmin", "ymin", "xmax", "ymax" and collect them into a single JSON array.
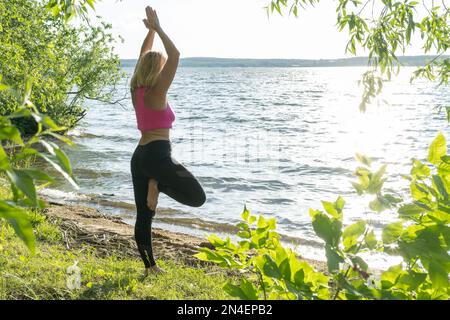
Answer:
[{"xmin": 0, "ymin": 208, "xmax": 233, "ymax": 300}]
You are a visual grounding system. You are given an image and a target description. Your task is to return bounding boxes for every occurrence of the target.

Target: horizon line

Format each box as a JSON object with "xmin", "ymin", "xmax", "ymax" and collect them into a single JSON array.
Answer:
[{"xmin": 119, "ymin": 54, "xmax": 446, "ymax": 61}]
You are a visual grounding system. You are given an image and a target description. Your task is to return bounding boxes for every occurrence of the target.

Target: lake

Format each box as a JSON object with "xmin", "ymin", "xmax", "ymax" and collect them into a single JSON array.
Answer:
[{"xmin": 39, "ymin": 65, "xmax": 450, "ymax": 267}]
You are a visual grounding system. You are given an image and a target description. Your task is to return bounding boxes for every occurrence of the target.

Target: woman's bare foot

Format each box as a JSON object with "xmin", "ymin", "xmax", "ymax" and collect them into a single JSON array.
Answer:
[
  {"xmin": 147, "ymin": 179, "xmax": 159, "ymax": 210},
  {"xmin": 141, "ymin": 265, "xmax": 165, "ymax": 279},
  {"xmin": 149, "ymin": 265, "xmax": 166, "ymax": 275}
]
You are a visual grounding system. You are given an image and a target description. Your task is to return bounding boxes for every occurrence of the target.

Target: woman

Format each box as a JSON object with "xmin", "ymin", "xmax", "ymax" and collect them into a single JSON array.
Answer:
[{"xmin": 130, "ymin": 6, "xmax": 206, "ymax": 277}]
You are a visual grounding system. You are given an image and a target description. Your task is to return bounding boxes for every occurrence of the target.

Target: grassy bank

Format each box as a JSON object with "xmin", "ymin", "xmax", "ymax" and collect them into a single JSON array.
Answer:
[{"xmin": 0, "ymin": 187, "xmax": 233, "ymax": 300}]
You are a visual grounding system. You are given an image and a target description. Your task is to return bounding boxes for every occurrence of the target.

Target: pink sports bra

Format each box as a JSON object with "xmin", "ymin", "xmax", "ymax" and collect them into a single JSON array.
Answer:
[{"xmin": 133, "ymin": 87, "xmax": 175, "ymax": 132}]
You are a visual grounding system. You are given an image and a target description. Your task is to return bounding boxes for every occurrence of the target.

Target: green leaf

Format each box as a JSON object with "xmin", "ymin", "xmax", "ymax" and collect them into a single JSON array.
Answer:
[
  {"xmin": 321, "ymin": 196, "xmax": 345, "ymax": 220},
  {"xmin": 279, "ymin": 258, "xmax": 291, "ymax": 281},
  {"xmin": 428, "ymin": 210, "xmax": 450, "ymax": 224},
  {"xmin": 223, "ymin": 279, "xmax": 258, "ymax": 300},
  {"xmin": 241, "ymin": 205, "xmax": 256, "ymax": 225},
  {"xmin": 325, "ymin": 244, "xmax": 342, "ymax": 273},
  {"xmin": 239, "ymin": 278, "xmax": 259, "ymax": 300},
  {"xmin": 351, "ymin": 182, "xmax": 365, "ymax": 195},
  {"xmin": 411, "ymin": 159, "xmax": 431, "ymax": 179},
  {"xmin": 382, "ymin": 194, "xmax": 403, "ymax": 205},
  {"xmin": 321, "ymin": 201, "xmax": 337, "ymax": 217},
  {"xmin": 86, "ymin": 0, "xmax": 96, "ymax": 10},
  {"xmin": 336, "ymin": 196, "xmax": 345, "ymax": 211},
  {"xmin": 428, "ymin": 260, "xmax": 449, "ymax": 289},
  {"xmin": 41, "ymin": 115, "xmax": 64, "ymax": 130},
  {"xmin": 6, "ymin": 169, "xmax": 37, "ymax": 205},
  {"xmin": 44, "ymin": 131, "xmax": 74, "ymax": 146},
  {"xmin": 369, "ymin": 197, "xmax": 385, "ymax": 212},
  {"xmin": 427, "ymin": 132, "xmax": 447, "ymax": 165},
  {"xmin": 261, "ymin": 254, "xmax": 282, "ymax": 279},
  {"xmin": 7, "ymin": 107, "xmax": 32, "ymax": 119},
  {"xmin": 16, "ymin": 198, "xmax": 47, "ymax": 209},
  {"xmin": 355, "ymin": 153, "xmax": 372, "ymax": 166},
  {"xmin": 410, "ymin": 182, "xmax": 430, "ymax": 200},
  {"xmin": 368, "ymin": 165, "xmax": 387, "ymax": 194},
  {"xmin": 194, "ymin": 248, "xmax": 240, "ymax": 268},
  {"xmin": 22, "ymin": 77, "xmax": 32, "ymax": 105},
  {"xmin": 21, "ymin": 169, "xmax": 55, "ymax": 183},
  {"xmin": 242, "ymin": 206, "xmax": 250, "ymax": 222},
  {"xmin": 365, "ymin": 230, "xmax": 377, "ymax": 249},
  {"xmin": 0, "ymin": 126, "xmax": 23, "ymax": 145},
  {"xmin": 293, "ymin": 268, "xmax": 306, "ymax": 287},
  {"xmin": 53, "ymin": 145, "xmax": 73, "ymax": 175},
  {"xmin": 342, "ymin": 221, "xmax": 367, "ymax": 251},
  {"xmin": 0, "ymin": 201, "xmax": 35, "ymax": 253},
  {"xmin": 382, "ymin": 222, "xmax": 403, "ymax": 244},
  {"xmin": 310, "ymin": 209, "xmax": 342, "ymax": 246},
  {"xmin": 381, "ymin": 264, "xmax": 403, "ymax": 289},
  {"xmin": 370, "ymin": 194, "xmax": 402, "ymax": 212},
  {"xmin": 398, "ymin": 204, "xmax": 425, "ymax": 218},
  {"xmin": 0, "ymin": 145, "xmax": 11, "ymax": 170},
  {"xmin": 13, "ymin": 147, "xmax": 39, "ymax": 161},
  {"xmin": 257, "ymin": 215, "xmax": 269, "ymax": 229},
  {"xmin": 38, "ymin": 153, "xmax": 78, "ymax": 189},
  {"xmin": 442, "ymin": 156, "xmax": 450, "ymax": 164},
  {"xmin": 237, "ymin": 221, "xmax": 249, "ymax": 231},
  {"xmin": 237, "ymin": 230, "xmax": 251, "ymax": 239},
  {"xmin": 398, "ymin": 271, "xmax": 427, "ymax": 291},
  {"xmin": 351, "ymin": 256, "xmax": 369, "ymax": 272},
  {"xmin": 432, "ymin": 175, "xmax": 449, "ymax": 200},
  {"xmin": 193, "ymin": 249, "xmax": 222, "ymax": 263},
  {"xmin": 207, "ymin": 234, "xmax": 225, "ymax": 247},
  {"xmin": 251, "ymin": 229, "xmax": 269, "ymax": 247}
]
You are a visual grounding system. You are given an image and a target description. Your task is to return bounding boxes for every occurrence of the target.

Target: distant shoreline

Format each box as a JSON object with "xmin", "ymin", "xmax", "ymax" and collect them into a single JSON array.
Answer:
[{"xmin": 120, "ymin": 55, "xmax": 449, "ymax": 68}]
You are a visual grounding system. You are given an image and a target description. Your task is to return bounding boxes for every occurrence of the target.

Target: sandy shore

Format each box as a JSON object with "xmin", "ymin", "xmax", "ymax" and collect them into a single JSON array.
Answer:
[
  {"xmin": 42, "ymin": 200, "xmax": 327, "ymax": 271},
  {"xmin": 43, "ymin": 201, "xmax": 214, "ymax": 266}
]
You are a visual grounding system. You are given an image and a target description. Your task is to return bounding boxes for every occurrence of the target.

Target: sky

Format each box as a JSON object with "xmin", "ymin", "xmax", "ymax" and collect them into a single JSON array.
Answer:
[{"xmin": 90, "ymin": 0, "xmax": 430, "ymax": 60}]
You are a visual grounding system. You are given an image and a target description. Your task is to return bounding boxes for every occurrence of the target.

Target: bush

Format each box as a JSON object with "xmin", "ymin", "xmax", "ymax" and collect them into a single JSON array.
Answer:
[
  {"xmin": 0, "ymin": 0, "xmax": 124, "ymax": 134},
  {"xmin": 0, "ymin": 76, "xmax": 77, "ymax": 252},
  {"xmin": 195, "ymin": 133, "xmax": 450, "ymax": 300}
]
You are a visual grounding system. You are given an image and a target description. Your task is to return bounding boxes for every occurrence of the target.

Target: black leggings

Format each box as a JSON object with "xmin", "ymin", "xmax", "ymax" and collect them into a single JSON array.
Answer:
[{"xmin": 130, "ymin": 140, "xmax": 206, "ymax": 268}]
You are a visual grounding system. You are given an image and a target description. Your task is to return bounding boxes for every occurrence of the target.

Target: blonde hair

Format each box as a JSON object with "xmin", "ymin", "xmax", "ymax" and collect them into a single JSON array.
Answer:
[{"xmin": 130, "ymin": 51, "xmax": 166, "ymax": 91}]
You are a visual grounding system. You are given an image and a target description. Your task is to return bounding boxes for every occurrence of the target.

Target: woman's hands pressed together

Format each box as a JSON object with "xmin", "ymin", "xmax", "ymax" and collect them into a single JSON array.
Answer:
[
  {"xmin": 138, "ymin": 5, "xmax": 180, "ymax": 94},
  {"xmin": 143, "ymin": 6, "xmax": 161, "ymax": 33}
]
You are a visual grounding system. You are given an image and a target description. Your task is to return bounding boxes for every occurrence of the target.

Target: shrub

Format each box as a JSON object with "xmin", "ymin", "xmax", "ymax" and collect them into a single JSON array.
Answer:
[
  {"xmin": 0, "ymin": 0, "xmax": 124, "ymax": 134},
  {"xmin": 0, "ymin": 76, "xmax": 77, "ymax": 252},
  {"xmin": 195, "ymin": 133, "xmax": 450, "ymax": 300}
]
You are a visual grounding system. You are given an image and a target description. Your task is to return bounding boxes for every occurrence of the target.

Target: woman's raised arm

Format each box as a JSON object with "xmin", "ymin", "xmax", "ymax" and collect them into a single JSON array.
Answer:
[
  {"xmin": 132, "ymin": 18, "xmax": 156, "ymax": 76},
  {"xmin": 139, "ymin": 29, "xmax": 156, "ymax": 58},
  {"xmin": 145, "ymin": 6, "xmax": 180, "ymax": 95}
]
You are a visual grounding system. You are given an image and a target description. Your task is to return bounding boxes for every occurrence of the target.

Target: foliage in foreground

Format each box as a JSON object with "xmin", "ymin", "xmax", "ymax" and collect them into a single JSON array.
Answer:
[
  {"xmin": 0, "ymin": 211, "xmax": 230, "ymax": 300},
  {"xmin": 196, "ymin": 133, "xmax": 450, "ymax": 300},
  {"xmin": 0, "ymin": 77, "xmax": 77, "ymax": 253},
  {"xmin": 268, "ymin": 0, "xmax": 450, "ymax": 114},
  {"xmin": 0, "ymin": 0, "xmax": 124, "ymax": 250}
]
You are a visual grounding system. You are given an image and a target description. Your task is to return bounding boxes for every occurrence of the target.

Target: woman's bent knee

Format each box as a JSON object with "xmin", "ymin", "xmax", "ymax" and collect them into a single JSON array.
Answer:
[{"xmin": 191, "ymin": 188, "xmax": 206, "ymax": 207}]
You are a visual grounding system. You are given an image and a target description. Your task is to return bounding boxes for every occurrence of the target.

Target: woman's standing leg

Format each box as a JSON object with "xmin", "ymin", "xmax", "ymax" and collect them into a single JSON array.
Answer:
[{"xmin": 131, "ymin": 148, "xmax": 159, "ymax": 275}]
